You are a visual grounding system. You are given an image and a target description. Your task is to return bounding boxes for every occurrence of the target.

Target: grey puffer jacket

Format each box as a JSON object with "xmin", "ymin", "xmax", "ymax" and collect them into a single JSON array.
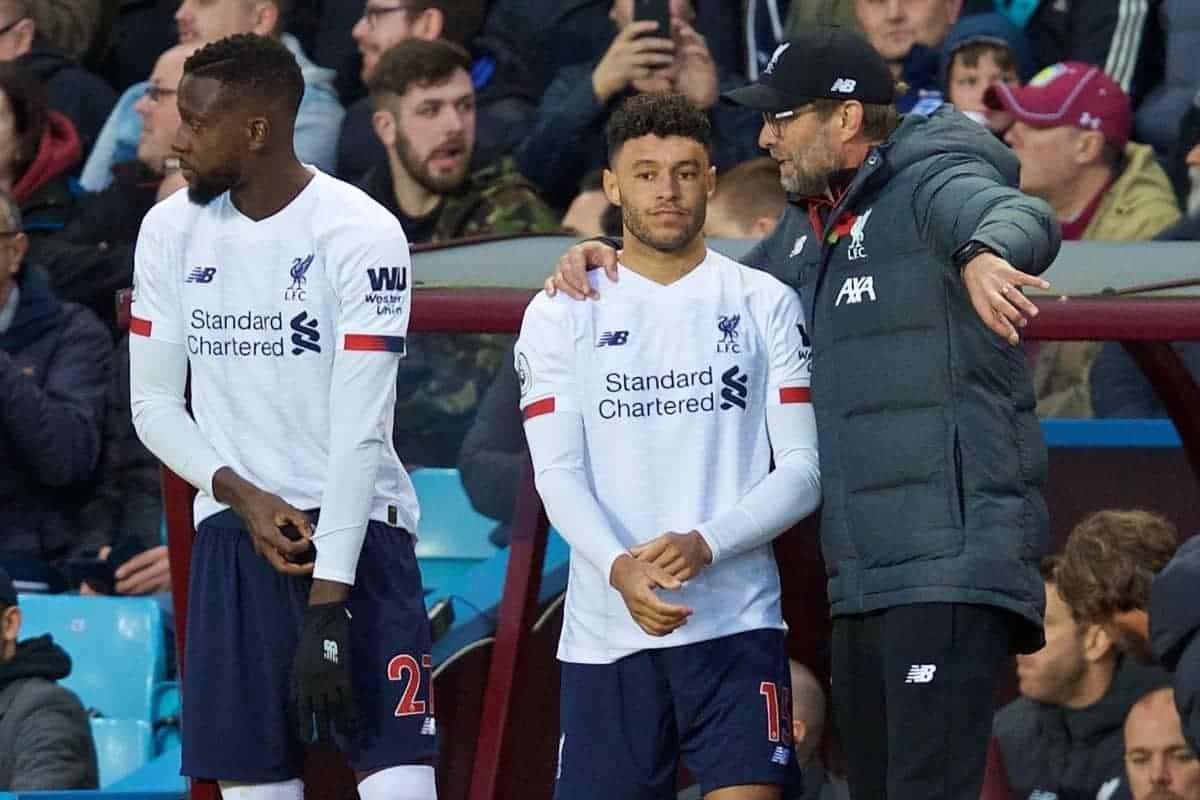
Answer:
[
  {"xmin": 742, "ymin": 105, "xmax": 1060, "ymax": 650},
  {"xmin": 0, "ymin": 635, "xmax": 98, "ymax": 790}
]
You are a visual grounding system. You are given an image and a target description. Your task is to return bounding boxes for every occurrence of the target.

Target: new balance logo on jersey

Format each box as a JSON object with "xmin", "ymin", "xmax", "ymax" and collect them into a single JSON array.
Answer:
[
  {"xmin": 905, "ymin": 664, "xmax": 937, "ymax": 684},
  {"xmin": 717, "ymin": 315, "xmax": 740, "ymax": 353},
  {"xmin": 597, "ymin": 330, "xmax": 629, "ymax": 347},
  {"xmin": 847, "ymin": 208, "xmax": 872, "ymax": 260},
  {"xmin": 835, "ymin": 276, "xmax": 876, "ymax": 306},
  {"xmin": 186, "ymin": 267, "xmax": 217, "ymax": 284},
  {"xmin": 290, "ymin": 311, "xmax": 321, "ymax": 355},
  {"xmin": 285, "ymin": 254, "xmax": 313, "ymax": 301},
  {"xmin": 366, "ymin": 266, "xmax": 408, "ymax": 292},
  {"xmin": 719, "ymin": 366, "xmax": 749, "ymax": 410},
  {"xmin": 830, "ymin": 78, "xmax": 857, "ymax": 93},
  {"xmin": 323, "ymin": 640, "xmax": 338, "ymax": 664}
]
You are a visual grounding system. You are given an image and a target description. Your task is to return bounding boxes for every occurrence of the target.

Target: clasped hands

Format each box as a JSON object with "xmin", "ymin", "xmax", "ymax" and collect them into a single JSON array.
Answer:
[{"xmin": 609, "ymin": 530, "xmax": 713, "ymax": 637}]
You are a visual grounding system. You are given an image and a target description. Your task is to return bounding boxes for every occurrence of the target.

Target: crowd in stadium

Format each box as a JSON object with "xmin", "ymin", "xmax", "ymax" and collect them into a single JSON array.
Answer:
[{"xmin": 0, "ymin": 0, "xmax": 1198, "ymax": 796}]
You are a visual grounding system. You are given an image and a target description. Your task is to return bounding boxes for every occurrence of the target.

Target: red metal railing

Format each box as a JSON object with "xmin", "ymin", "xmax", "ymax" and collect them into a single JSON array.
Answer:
[{"xmin": 161, "ymin": 291, "xmax": 1200, "ymax": 799}]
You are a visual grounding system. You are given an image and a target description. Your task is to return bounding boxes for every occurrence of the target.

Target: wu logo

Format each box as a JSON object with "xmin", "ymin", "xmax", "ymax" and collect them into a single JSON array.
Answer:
[
  {"xmin": 835, "ymin": 276, "xmax": 876, "ymax": 306},
  {"xmin": 847, "ymin": 208, "xmax": 872, "ymax": 260},
  {"xmin": 717, "ymin": 315, "xmax": 741, "ymax": 353},
  {"xmin": 720, "ymin": 366, "xmax": 749, "ymax": 410},
  {"xmin": 285, "ymin": 254, "xmax": 313, "ymax": 301},
  {"xmin": 596, "ymin": 330, "xmax": 629, "ymax": 347},
  {"xmin": 830, "ymin": 78, "xmax": 857, "ymax": 94},
  {"xmin": 289, "ymin": 311, "xmax": 321, "ymax": 355},
  {"xmin": 186, "ymin": 267, "xmax": 216, "ymax": 284},
  {"xmin": 367, "ymin": 267, "xmax": 408, "ymax": 292},
  {"xmin": 323, "ymin": 639, "xmax": 339, "ymax": 664},
  {"xmin": 905, "ymin": 664, "xmax": 937, "ymax": 684}
]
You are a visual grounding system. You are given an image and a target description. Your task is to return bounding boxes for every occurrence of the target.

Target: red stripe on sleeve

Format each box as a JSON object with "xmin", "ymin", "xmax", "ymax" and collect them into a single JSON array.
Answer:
[
  {"xmin": 522, "ymin": 397, "xmax": 556, "ymax": 421},
  {"xmin": 130, "ymin": 316, "xmax": 153, "ymax": 337},
  {"xmin": 779, "ymin": 387, "xmax": 811, "ymax": 404}
]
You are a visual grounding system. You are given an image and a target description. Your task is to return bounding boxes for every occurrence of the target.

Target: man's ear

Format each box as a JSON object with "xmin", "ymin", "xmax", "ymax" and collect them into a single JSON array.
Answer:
[
  {"xmin": 836, "ymin": 101, "xmax": 865, "ymax": 144},
  {"xmin": 793, "ymin": 718, "xmax": 808, "ymax": 748},
  {"xmin": 412, "ymin": 7, "xmax": 445, "ymax": 41},
  {"xmin": 705, "ymin": 164, "xmax": 717, "ymax": 198},
  {"xmin": 1083, "ymin": 621, "xmax": 1115, "ymax": 663},
  {"xmin": 11, "ymin": 18, "xmax": 34, "ymax": 58},
  {"xmin": 1075, "ymin": 130, "xmax": 1106, "ymax": 166},
  {"xmin": 252, "ymin": 1, "xmax": 279, "ymax": 36},
  {"xmin": 602, "ymin": 168, "xmax": 622, "ymax": 206},
  {"xmin": 372, "ymin": 109, "xmax": 398, "ymax": 148},
  {"xmin": 246, "ymin": 116, "xmax": 270, "ymax": 152},
  {"xmin": 1, "ymin": 606, "xmax": 21, "ymax": 644}
]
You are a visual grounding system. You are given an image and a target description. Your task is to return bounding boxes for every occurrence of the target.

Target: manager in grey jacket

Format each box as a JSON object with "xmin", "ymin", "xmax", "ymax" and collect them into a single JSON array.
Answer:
[
  {"xmin": 549, "ymin": 27, "xmax": 1061, "ymax": 800},
  {"xmin": 0, "ymin": 567, "xmax": 98, "ymax": 790}
]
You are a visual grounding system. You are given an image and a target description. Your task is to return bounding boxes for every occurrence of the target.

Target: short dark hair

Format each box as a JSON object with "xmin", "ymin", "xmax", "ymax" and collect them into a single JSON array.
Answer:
[
  {"xmin": 398, "ymin": 1, "xmax": 484, "ymax": 45},
  {"xmin": 183, "ymin": 33, "xmax": 304, "ymax": 116},
  {"xmin": 713, "ymin": 157, "xmax": 785, "ymax": 223},
  {"xmin": 367, "ymin": 38, "xmax": 472, "ymax": 106},
  {"xmin": 950, "ymin": 42, "xmax": 1016, "ymax": 76},
  {"xmin": 0, "ymin": 61, "xmax": 49, "ymax": 184},
  {"xmin": 606, "ymin": 92, "xmax": 711, "ymax": 164},
  {"xmin": 1040, "ymin": 554, "xmax": 1061, "ymax": 583},
  {"xmin": 1056, "ymin": 510, "xmax": 1180, "ymax": 623},
  {"xmin": 808, "ymin": 97, "xmax": 899, "ymax": 142}
]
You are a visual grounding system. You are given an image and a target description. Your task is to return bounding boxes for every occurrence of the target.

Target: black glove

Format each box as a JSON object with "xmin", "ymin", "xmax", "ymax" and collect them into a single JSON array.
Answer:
[{"xmin": 292, "ymin": 601, "xmax": 357, "ymax": 742}]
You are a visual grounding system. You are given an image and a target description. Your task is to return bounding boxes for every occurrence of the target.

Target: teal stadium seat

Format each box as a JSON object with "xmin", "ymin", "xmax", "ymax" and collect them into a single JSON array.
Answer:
[
  {"xmin": 90, "ymin": 718, "xmax": 154, "ymax": 787},
  {"xmin": 409, "ymin": 468, "xmax": 501, "ymax": 593},
  {"xmin": 16, "ymin": 595, "xmax": 166, "ymax": 721}
]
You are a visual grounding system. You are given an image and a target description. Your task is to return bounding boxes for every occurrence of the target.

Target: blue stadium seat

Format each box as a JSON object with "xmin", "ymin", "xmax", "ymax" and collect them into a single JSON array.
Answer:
[
  {"xmin": 410, "ymin": 468, "xmax": 501, "ymax": 593},
  {"xmin": 90, "ymin": 718, "xmax": 154, "ymax": 788},
  {"xmin": 17, "ymin": 595, "xmax": 166, "ymax": 721}
]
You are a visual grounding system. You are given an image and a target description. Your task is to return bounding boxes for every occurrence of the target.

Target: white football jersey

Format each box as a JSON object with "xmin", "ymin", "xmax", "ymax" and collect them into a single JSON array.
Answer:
[
  {"xmin": 131, "ymin": 169, "xmax": 419, "ymax": 537},
  {"xmin": 516, "ymin": 249, "xmax": 814, "ymax": 663}
]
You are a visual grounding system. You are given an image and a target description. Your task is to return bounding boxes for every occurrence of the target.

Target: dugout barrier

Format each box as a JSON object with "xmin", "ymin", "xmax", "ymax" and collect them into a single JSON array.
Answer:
[{"xmin": 144, "ymin": 236, "xmax": 1199, "ymax": 799}]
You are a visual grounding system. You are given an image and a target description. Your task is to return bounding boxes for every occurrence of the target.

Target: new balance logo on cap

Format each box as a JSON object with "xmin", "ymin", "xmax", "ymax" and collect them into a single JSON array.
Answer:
[
  {"xmin": 905, "ymin": 664, "xmax": 937, "ymax": 684},
  {"xmin": 323, "ymin": 640, "xmax": 339, "ymax": 664},
  {"xmin": 830, "ymin": 78, "xmax": 857, "ymax": 93}
]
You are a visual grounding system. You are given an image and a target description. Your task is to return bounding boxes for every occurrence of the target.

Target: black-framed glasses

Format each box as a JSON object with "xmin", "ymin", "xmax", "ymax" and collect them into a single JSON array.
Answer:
[
  {"xmin": 0, "ymin": 16, "xmax": 27, "ymax": 37},
  {"xmin": 145, "ymin": 85, "xmax": 178, "ymax": 103},
  {"xmin": 361, "ymin": 4, "xmax": 409, "ymax": 29}
]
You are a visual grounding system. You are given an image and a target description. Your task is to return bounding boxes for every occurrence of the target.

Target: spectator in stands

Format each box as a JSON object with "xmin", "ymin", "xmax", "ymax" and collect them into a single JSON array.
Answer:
[
  {"xmin": 336, "ymin": 0, "xmax": 538, "ymax": 183},
  {"xmin": 993, "ymin": 555, "xmax": 1169, "ymax": 800},
  {"xmin": 1134, "ymin": 0, "xmax": 1199, "ymax": 155},
  {"xmin": 515, "ymin": 0, "xmax": 760, "ymax": 210},
  {"xmin": 961, "ymin": 0, "xmax": 1163, "ymax": 108},
  {"xmin": 939, "ymin": 13, "xmax": 1033, "ymax": 133},
  {"xmin": 561, "ymin": 169, "xmax": 621, "ymax": 238},
  {"xmin": 704, "ymin": 156, "xmax": 785, "ymax": 239},
  {"xmin": 1123, "ymin": 687, "xmax": 1200, "ymax": 800},
  {"xmin": 0, "ymin": 61, "xmax": 78, "ymax": 238},
  {"xmin": 75, "ymin": 335, "xmax": 167, "ymax": 596},
  {"xmin": 787, "ymin": 661, "xmax": 850, "ymax": 800},
  {"xmin": 986, "ymin": 62, "xmax": 1180, "ymax": 417},
  {"xmin": 25, "ymin": 0, "xmax": 107, "ymax": 64},
  {"xmin": 743, "ymin": 0, "xmax": 858, "ymax": 81},
  {"xmin": 0, "ymin": 0, "xmax": 115, "ymax": 156},
  {"xmin": 362, "ymin": 39, "xmax": 558, "ymax": 242},
  {"xmin": 0, "ymin": 189, "xmax": 110, "ymax": 585},
  {"xmin": 1056, "ymin": 510, "xmax": 1200, "ymax": 753},
  {"xmin": 79, "ymin": 0, "xmax": 343, "ymax": 192},
  {"xmin": 853, "ymin": 0, "xmax": 962, "ymax": 113},
  {"xmin": 478, "ymin": 0, "xmax": 742, "ymax": 102},
  {"xmin": 99, "ymin": 0, "xmax": 178, "ymax": 93},
  {"xmin": 29, "ymin": 41, "xmax": 199, "ymax": 331},
  {"xmin": 0, "ymin": 566, "xmax": 98, "ymax": 789},
  {"xmin": 363, "ymin": 39, "xmax": 557, "ymax": 468}
]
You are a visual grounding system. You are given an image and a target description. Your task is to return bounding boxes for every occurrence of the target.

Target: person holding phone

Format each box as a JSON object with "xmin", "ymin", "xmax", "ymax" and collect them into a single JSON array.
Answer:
[{"xmin": 515, "ymin": 0, "xmax": 760, "ymax": 210}]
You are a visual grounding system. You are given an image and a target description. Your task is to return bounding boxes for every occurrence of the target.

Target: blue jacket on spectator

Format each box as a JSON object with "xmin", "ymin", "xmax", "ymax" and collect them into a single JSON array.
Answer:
[
  {"xmin": 1150, "ymin": 535, "xmax": 1200, "ymax": 753},
  {"xmin": 78, "ymin": 34, "xmax": 343, "ymax": 192},
  {"xmin": 0, "ymin": 267, "xmax": 111, "ymax": 570},
  {"xmin": 18, "ymin": 36, "xmax": 116, "ymax": 158}
]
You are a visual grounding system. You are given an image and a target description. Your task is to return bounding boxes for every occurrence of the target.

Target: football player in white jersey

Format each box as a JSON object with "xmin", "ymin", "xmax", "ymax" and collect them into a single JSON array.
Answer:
[
  {"xmin": 128, "ymin": 34, "xmax": 435, "ymax": 800},
  {"xmin": 516, "ymin": 91, "xmax": 821, "ymax": 799}
]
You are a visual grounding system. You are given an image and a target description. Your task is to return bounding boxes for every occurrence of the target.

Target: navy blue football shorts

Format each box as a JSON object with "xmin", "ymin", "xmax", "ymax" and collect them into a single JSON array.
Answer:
[
  {"xmin": 554, "ymin": 628, "xmax": 794, "ymax": 799},
  {"xmin": 181, "ymin": 510, "xmax": 435, "ymax": 782}
]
